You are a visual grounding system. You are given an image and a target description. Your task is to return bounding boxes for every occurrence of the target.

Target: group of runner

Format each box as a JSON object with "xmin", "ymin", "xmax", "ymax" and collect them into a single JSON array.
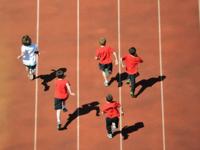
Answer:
[{"xmin": 17, "ymin": 35, "xmax": 143, "ymax": 139}]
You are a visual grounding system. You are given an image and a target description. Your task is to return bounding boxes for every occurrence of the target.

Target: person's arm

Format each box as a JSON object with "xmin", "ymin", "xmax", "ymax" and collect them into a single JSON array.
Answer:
[
  {"xmin": 34, "ymin": 45, "xmax": 39, "ymax": 55},
  {"xmin": 95, "ymin": 49, "xmax": 100, "ymax": 60},
  {"xmin": 139, "ymin": 57, "xmax": 143, "ymax": 63},
  {"xmin": 135, "ymin": 52, "xmax": 143, "ymax": 63},
  {"xmin": 101, "ymin": 111, "xmax": 105, "ymax": 115},
  {"xmin": 136, "ymin": 56, "xmax": 143, "ymax": 63},
  {"xmin": 117, "ymin": 102, "xmax": 124, "ymax": 116},
  {"xmin": 66, "ymin": 83, "xmax": 75, "ymax": 96},
  {"xmin": 120, "ymin": 107, "xmax": 124, "ymax": 116},
  {"xmin": 35, "ymin": 51, "xmax": 39, "ymax": 55},
  {"xmin": 113, "ymin": 51, "xmax": 118, "ymax": 65},
  {"xmin": 94, "ymin": 56, "xmax": 99, "ymax": 60},
  {"xmin": 17, "ymin": 51, "xmax": 25, "ymax": 59},
  {"xmin": 120, "ymin": 57, "xmax": 125, "ymax": 68},
  {"xmin": 101, "ymin": 105, "xmax": 107, "ymax": 116}
]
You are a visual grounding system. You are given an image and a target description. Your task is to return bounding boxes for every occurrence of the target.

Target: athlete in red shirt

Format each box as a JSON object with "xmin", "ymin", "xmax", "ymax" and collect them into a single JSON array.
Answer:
[
  {"xmin": 54, "ymin": 70, "xmax": 75, "ymax": 130},
  {"xmin": 121, "ymin": 47, "xmax": 143, "ymax": 97},
  {"xmin": 102, "ymin": 94, "xmax": 124, "ymax": 139},
  {"xmin": 95, "ymin": 37, "xmax": 118, "ymax": 86}
]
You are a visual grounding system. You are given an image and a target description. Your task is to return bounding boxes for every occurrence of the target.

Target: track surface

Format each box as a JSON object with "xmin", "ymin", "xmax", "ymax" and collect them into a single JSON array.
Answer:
[{"xmin": 0, "ymin": 0, "xmax": 200, "ymax": 150}]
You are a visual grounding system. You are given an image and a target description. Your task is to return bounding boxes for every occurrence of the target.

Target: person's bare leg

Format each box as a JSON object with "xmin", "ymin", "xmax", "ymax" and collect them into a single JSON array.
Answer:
[
  {"xmin": 56, "ymin": 109, "xmax": 62, "ymax": 130},
  {"xmin": 102, "ymin": 71, "xmax": 109, "ymax": 86}
]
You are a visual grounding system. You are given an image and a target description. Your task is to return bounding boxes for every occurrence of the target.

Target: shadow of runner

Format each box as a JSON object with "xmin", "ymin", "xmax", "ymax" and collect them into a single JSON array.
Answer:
[
  {"xmin": 109, "ymin": 72, "xmax": 140, "ymax": 87},
  {"xmin": 109, "ymin": 72, "xmax": 128, "ymax": 87},
  {"xmin": 61, "ymin": 101, "xmax": 100, "ymax": 130},
  {"xmin": 113, "ymin": 122, "xmax": 144, "ymax": 140},
  {"xmin": 135, "ymin": 75, "xmax": 166, "ymax": 97},
  {"xmin": 36, "ymin": 67, "xmax": 67, "ymax": 91}
]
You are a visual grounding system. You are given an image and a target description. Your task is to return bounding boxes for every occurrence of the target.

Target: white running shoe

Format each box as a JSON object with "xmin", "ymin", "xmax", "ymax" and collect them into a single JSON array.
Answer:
[
  {"xmin": 107, "ymin": 134, "xmax": 113, "ymax": 139},
  {"xmin": 104, "ymin": 81, "xmax": 109, "ymax": 87},
  {"xmin": 28, "ymin": 73, "xmax": 35, "ymax": 80}
]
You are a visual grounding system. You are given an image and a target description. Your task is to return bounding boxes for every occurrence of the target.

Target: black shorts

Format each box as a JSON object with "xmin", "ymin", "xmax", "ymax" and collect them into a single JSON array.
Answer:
[
  {"xmin": 54, "ymin": 98, "xmax": 65, "ymax": 110},
  {"xmin": 99, "ymin": 63, "xmax": 113, "ymax": 72},
  {"xmin": 25, "ymin": 64, "xmax": 36, "ymax": 70},
  {"xmin": 106, "ymin": 117, "xmax": 119, "ymax": 134}
]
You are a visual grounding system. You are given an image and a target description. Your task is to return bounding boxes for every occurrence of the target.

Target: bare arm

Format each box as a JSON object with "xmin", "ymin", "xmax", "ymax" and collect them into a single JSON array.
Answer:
[
  {"xmin": 34, "ymin": 45, "xmax": 39, "ymax": 55},
  {"xmin": 66, "ymin": 83, "xmax": 75, "ymax": 96},
  {"xmin": 17, "ymin": 51, "xmax": 25, "ymax": 59},
  {"xmin": 94, "ymin": 56, "xmax": 99, "ymax": 60},
  {"xmin": 113, "ymin": 51, "xmax": 118, "ymax": 65},
  {"xmin": 120, "ymin": 107, "xmax": 124, "ymax": 116},
  {"xmin": 120, "ymin": 58, "xmax": 125, "ymax": 68}
]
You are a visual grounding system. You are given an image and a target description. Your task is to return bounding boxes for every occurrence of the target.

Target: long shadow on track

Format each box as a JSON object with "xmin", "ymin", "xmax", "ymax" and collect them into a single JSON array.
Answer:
[
  {"xmin": 60, "ymin": 101, "xmax": 100, "ymax": 130},
  {"xmin": 135, "ymin": 75, "xmax": 166, "ymax": 97},
  {"xmin": 113, "ymin": 122, "xmax": 144, "ymax": 140},
  {"xmin": 109, "ymin": 73, "xmax": 166, "ymax": 97},
  {"xmin": 36, "ymin": 67, "xmax": 67, "ymax": 91}
]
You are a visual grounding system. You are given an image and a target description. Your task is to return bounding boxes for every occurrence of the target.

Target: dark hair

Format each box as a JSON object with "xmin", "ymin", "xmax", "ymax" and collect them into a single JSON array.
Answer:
[
  {"xmin": 106, "ymin": 94, "xmax": 113, "ymax": 102},
  {"xmin": 99, "ymin": 37, "xmax": 106, "ymax": 46},
  {"xmin": 129, "ymin": 47, "xmax": 136, "ymax": 56},
  {"xmin": 22, "ymin": 35, "xmax": 32, "ymax": 46},
  {"xmin": 56, "ymin": 70, "xmax": 65, "ymax": 78}
]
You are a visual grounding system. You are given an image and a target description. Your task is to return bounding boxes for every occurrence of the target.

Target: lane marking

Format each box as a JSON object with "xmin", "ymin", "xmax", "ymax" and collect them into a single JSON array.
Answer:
[
  {"xmin": 117, "ymin": 0, "xmax": 123, "ymax": 150},
  {"xmin": 198, "ymin": 0, "xmax": 200, "ymax": 27},
  {"xmin": 157, "ymin": 1, "xmax": 166, "ymax": 150},
  {"xmin": 34, "ymin": 0, "xmax": 40, "ymax": 150},
  {"xmin": 77, "ymin": 0, "xmax": 80, "ymax": 150}
]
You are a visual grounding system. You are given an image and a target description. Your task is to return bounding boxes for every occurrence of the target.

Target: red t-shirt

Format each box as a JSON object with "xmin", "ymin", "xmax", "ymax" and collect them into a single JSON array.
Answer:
[
  {"xmin": 96, "ymin": 46, "xmax": 114, "ymax": 64},
  {"xmin": 122, "ymin": 54, "xmax": 143, "ymax": 75},
  {"xmin": 54, "ymin": 79, "xmax": 69, "ymax": 99},
  {"xmin": 102, "ymin": 101, "xmax": 120, "ymax": 118}
]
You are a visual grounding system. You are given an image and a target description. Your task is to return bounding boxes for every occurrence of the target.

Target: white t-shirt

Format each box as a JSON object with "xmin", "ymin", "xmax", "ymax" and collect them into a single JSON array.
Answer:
[{"xmin": 21, "ymin": 44, "xmax": 38, "ymax": 66}]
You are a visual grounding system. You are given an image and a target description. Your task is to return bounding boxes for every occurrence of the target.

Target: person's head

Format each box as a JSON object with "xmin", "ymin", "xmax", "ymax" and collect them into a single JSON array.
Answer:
[
  {"xmin": 129, "ymin": 47, "xmax": 136, "ymax": 56},
  {"xmin": 106, "ymin": 94, "xmax": 113, "ymax": 102},
  {"xmin": 22, "ymin": 35, "xmax": 32, "ymax": 46},
  {"xmin": 56, "ymin": 70, "xmax": 65, "ymax": 79},
  {"xmin": 99, "ymin": 37, "xmax": 106, "ymax": 46}
]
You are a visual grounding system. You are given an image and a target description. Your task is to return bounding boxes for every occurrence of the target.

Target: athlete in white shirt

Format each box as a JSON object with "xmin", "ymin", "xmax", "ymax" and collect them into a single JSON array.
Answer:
[{"xmin": 17, "ymin": 35, "xmax": 39, "ymax": 80}]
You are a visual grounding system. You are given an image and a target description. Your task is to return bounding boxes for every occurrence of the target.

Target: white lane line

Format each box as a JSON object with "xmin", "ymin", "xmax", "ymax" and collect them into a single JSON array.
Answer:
[
  {"xmin": 34, "ymin": 0, "xmax": 40, "ymax": 150},
  {"xmin": 117, "ymin": 0, "xmax": 123, "ymax": 150},
  {"xmin": 198, "ymin": 0, "xmax": 200, "ymax": 27},
  {"xmin": 77, "ymin": 0, "xmax": 80, "ymax": 150},
  {"xmin": 157, "ymin": 1, "xmax": 166, "ymax": 150},
  {"xmin": 36, "ymin": 0, "xmax": 40, "ymax": 46}
]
